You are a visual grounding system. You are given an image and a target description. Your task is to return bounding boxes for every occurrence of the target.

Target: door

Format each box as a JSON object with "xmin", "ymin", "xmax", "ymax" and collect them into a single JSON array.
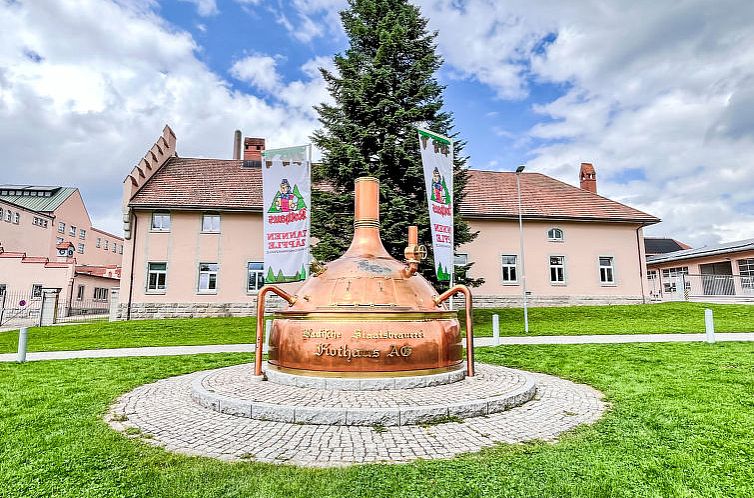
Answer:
[{"xmin": 700, "ymin": 262, "xmax": 735, "ymax": 295}]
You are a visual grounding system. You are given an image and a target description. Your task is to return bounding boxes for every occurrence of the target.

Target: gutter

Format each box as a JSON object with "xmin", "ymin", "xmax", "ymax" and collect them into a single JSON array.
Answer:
[{"xmin": 126, "ymin": 214, "xmax": 137, "ymax": 321}]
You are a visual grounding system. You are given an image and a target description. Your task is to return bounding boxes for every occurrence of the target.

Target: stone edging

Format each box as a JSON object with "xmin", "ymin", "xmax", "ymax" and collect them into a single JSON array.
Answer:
[{"xmin": 190, "ymin": 367, "xmax": 536, "ymax": 426}]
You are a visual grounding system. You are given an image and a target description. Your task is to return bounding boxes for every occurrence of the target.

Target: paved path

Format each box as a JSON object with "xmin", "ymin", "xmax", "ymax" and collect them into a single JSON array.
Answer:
[
  {"xmin": 107, "ymin": 365, "xmax": 605, "ymax": 466},
  {"xmin": 2, "ymin": 333, "xmax": 753, "ymax": 363}
]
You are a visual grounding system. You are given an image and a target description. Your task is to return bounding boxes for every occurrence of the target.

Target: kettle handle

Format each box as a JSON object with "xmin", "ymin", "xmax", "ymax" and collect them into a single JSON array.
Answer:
[
  {"xmin": 255, "ymin": 285, "xmax": 297, "ymax": 376},
  {"xmin": 434, "ymin": 285, "xmax": 475, "ymax": 377}
]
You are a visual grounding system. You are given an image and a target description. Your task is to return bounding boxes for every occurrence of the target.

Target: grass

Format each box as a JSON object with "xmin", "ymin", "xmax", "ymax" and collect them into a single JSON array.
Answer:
[
  {"xmin": 1, "ymin": 343, "xmax": 753, "ymax": 497},
  {"xmin": 0, "ymin": 302, "xmax": 752, "ymax": 354}
]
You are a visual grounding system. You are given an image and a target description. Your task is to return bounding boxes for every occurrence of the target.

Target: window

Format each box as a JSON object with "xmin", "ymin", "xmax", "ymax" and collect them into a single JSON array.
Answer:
[
  {"xmin": 58, "ymin": 222, "xmax": 65, "ymax": 233},
  {"xmin": 112, "ymin": 243, "xmax": 117, "ymax": 253},
  {"xmin": 247, "ymin": 262, "xmax": 265, "ymax": 292},
  {"xmin": 13, "ymin": 212, "xmax": 19, "ymax": 224},
  {"xmin": 147, "ymin": 263, "xmax": 167, "ymax": 291},
  {"xmin": 118, "ymin": 245, "xmax": 123, "ymax": 255},
  {"xmin": 454, "ymin": 254, "xmax": 468, "ymax": 266},
  {"xmin": 549, "ymin": 256, "xmax": 565, "ymax": 283},
  {"xmin": 501, "ymin": 255, "xmax": 518, "ymax": 283},
  {"xmin": 202, "ymin": 214, "xmax": 221, "ymax": 233},
  {"xmin": 198, "ymin": 263, "xmax": 219, "ymax": 292},
  {"xmin": 599, "ymin": 257, "xmax": 615, "ymax": 284},
  {"xmin": 32, "ymin": 284, "xmax": 43, "ymax": 298},
  {"xmin": 79, "ymin": 229, "xmax": 86, "ymax": 239},
  {"xmin": 93, "ymin": 288, "xmax": 109, "ymax": 300},
  {"xmin": 56, "ymin": 237, "xmax": 64, "ymax": 244},
  {"xmin": 0, "ymin": 208, "xmax": 3, "ymax": 220},
  {"xmin": 738, "ymin": 258, "xmax": 754, "ymax": 291},
  {"xmin": 69, "ymin": 225, "xmax": 77, "ymax": 236},
  {"xmin": 662, "ymin": 266, "xmax": 690, "ymax": 292},
  {"xmin": 104, "ymin": 240, "xmax": 108, "ymax": 250},
  {"xmin": 547, "ymin": 228, "xmax": 564, "ymax": 241},
  {"xmin": 0, "ymin": 284, "xmax": 5, "ymax": 296},
  {"xmin": 96, "ymin": 238, "xmax": 101, "ymax": 248},
  {"xmin": 76, "ymin": 285, "xmax": 85, "ymax": 300},
  {"xmin": 77, "ymin": 243, "xmax": 84, "ymax": 254},
  {"xmin": 151, "ymin": 212, "xmax": 171, "ymax": 231},
  {"xmin": 5, "ymin": 211, "xmax": 11, "ymax": 222}
]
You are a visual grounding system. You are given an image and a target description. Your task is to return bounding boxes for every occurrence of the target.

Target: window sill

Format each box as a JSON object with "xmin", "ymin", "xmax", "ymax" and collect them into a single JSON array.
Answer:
[
  {"xmin": 547, "ymin": 239, "xmax": 564, "ymax": 243},
  {"xmin": 550, "ymin": 282, "xmax": 567, "ymax": 286},
  {"xmin": 200, "ymin": 231, "xmax": 221, "ymax": 235},
  {"xmin": 149, "ymin": 229, "xmax": 171, "ymax": 233},
  {"xmin": 600, "ymin": 283, "xmax": 617, "ymax": 287},
  {"xmin": 246, "ymin": 290, "xmax": 262, "ymax": 295},
  {"xmin": 197, "ymin": 290, "xmax": 218, "ymax": 295},
  {"xmin": 500, "ymin": 282, "xmax": 519, "ymax": 286},
  {"xmin": 145, "ymin": 290, "xmax": 167, "ymax": 295}
]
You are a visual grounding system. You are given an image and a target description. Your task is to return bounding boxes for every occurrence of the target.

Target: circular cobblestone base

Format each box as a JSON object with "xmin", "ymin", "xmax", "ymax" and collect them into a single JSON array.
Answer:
[
  {"xmin": 191, "ymin": 364, "xmax": 535, "ymax": 426},
  {"xmin": 106, "ymin": 363, "xmax": 606, "ymax": 467}
]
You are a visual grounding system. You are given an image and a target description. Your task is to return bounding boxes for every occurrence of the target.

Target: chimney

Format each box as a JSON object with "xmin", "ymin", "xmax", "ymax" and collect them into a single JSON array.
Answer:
[
  {"xmin": 244, "ymin": 137, "xmax": 266, "ymax": 161},
  {"xmin": 233, "ymin": 130, "xmax": 242, "ymax": 160},
  {"xmin": 579, "ymin": 162, "xmax": 597, "ymax": 194}
]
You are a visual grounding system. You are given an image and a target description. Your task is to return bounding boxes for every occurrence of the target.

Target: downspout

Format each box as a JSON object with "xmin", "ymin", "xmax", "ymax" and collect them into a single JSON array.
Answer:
[
  {"xmin": 636, "ymin": 225, "xmax": 646, "ymax": 304},
  {"xmin": 126, "ymin": 213, "xmax": 137, "ymax": 320}
]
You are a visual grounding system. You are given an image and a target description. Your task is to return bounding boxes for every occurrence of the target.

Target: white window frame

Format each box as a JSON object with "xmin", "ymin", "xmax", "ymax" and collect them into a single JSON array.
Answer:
[
  {"xmin": 31, "ymin": 284, "xmax": 43, "ymax": 298},
  {"xmin": 112, "ymin": 243, "xmax": 117, "ymax": 253},
  {"xmin": 737, "ymin": 258, "xmax": 754, "ymax": 291},
  {"xmin": 198, "ymin": 263, "xmax": 219, "ymax": 293},
  {"xmin": 69, "ymin": 225, "xmax": 76, "ymax": 236},
  {"xmin": 104, "ymin": 240, "xmax": 108, "ymax": 251},
  {"xmin": 247, "ymin": 262, "xmax": 265, "ymax": 293},
  {"xmin": 501, "ymin": 254, "xmax": 518, "ymax": 284},
  {"xmin": 13, "ymin": 212, "xmax": 19, "ymax": 224},
  {"xmin": 547, "ymin": 227, "xmax": 564, "ymax": 242},
  {"xmin": 5, "ymin": 211, "xmax": 11, "ymax": 222},
  {"xmin": 76, "ymin": 285, "xmax": 85, "ymax": 300},
  {"xmin": 96, "ymin": 238, "xmax": 101, "ymax": 248},
  {"xmin": 77, "ymin": 243, "xmax": 84, "ymax": 254},
  {"xmin": 599, "ymin": 256, "xmax": 616, "ymax": 285},
  {"xmin": 118, "ymin": 245, "xmax": 123, "ymax": 255},
  {"xmin": 79, "ymin": 229, "xmax": 86, "ymax": 240},
  {"xmin": 549, "ymin": 255, "xmax": 566, "ymax": 284},
  {"xmin": 93, "ymin": 288, "xmax": 109, "ymax": 301},
  {"xmin": 56, "ymin": 237, "xmax": 64, "ymax": 244},
  {"xmin": 146, "ymin": 262, "xmax": 167, "ymax": 292},
  {"xmin": 58, "ymin": 222, "xmax": 65, "ymax": 233},
  {"xmin": 201, "ymin": 213, "xmax": 221, "ymax": 233},
  {"xmin": 151, "ymin": 211, "xmax": 171, "ymax": 232}
]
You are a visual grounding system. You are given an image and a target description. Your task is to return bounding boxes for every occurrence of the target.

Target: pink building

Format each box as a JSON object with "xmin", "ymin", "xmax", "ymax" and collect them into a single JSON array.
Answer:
[
  {"xmin": 117, "ymin": 128, "xmax": 659, "ymax": 319},
  {"xmin": 646, "ymin": 239, "xmax": 754, "ymax": 302},
  {"xmin": 0, "ymin": 185, "xmax": 123, "ymax": 265}
]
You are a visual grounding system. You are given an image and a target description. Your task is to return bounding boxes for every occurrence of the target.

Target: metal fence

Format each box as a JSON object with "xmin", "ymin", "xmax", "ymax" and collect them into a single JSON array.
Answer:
[
  {"xmin": 56, "ymin": 298, "xmax": 110, "ymax": 324},
  {"xmin": 648, "ymin": 273, "xmax": 754, "ymax": 303},
  {"xmin": 0, "ymin": 290, "xmax": 43, "ymax": 329}
]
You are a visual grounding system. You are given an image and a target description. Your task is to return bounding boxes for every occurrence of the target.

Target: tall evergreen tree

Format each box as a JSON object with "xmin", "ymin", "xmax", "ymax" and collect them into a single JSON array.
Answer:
[{"xmin": 311, "ymin": 0, "xmax": 482, "ymax": 287}]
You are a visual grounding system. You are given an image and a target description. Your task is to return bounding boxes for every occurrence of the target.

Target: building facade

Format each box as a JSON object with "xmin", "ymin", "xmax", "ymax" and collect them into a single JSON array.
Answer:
[
  {"xmin": 0, "ymin": 185, "xmax": 123, "ymax": 266},
  {"xmin": 646, "ymin": 239, "xmax": 754, "ymax": 303},
  {"xmin": 116, "ymin": 128, "xmax": 659, "ymax": 319}
]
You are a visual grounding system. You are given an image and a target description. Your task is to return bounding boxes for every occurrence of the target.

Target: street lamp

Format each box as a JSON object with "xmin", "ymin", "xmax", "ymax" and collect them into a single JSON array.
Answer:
[{"xmin": 515, "ymin": 165, "xmax": 529, "ymax": 333}]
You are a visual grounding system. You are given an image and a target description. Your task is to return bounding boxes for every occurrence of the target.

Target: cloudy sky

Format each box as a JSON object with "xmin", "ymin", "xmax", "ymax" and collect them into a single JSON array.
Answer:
[{"xmin": 2, "ymin": 0, "xmax": 753, "ymax": 247}]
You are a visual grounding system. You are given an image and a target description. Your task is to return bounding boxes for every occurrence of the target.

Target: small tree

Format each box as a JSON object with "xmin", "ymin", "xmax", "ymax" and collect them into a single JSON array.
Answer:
[{"xmin": 311, "ymin": 0, "xmax": 482, "ymax": 287}]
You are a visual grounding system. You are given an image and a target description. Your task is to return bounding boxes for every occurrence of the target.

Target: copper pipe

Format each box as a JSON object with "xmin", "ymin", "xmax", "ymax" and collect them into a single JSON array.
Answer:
[
  {"xmin": 345, "ymin": 177, "xmax": 390, "ymax": 258},
  {"xmin": 403, "ymin": 225, "xmax": 421, "ymax": 277},
  {"xmin": 434, "ymin": 285, "xmax": 475, "ymax": 376},
  {"xmin": 255, "ymin": 285, "xmax": 297, "ymax": 376}
]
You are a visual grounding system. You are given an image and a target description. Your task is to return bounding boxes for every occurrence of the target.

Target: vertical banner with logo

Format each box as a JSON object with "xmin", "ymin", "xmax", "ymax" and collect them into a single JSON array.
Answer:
[
  {"xmin": 417, "ymin": 128, "xmax": 454, "ymax": 282},
  {"xmin": 262, "ymin": 145, "xmax": 311, "ymax": 284}
]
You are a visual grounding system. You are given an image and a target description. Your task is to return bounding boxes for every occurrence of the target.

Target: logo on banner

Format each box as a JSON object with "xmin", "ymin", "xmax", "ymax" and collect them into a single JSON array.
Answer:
[{"xmin": 267, "ymin": 178, "xmax": 308, "ymax": 224}]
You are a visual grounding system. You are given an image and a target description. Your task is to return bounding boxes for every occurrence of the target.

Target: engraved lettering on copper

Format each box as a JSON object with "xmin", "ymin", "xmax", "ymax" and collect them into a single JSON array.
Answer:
[
  {"xmin": 302, "ymin": 329, "xmax": 342, "ymax": 339},
  {"xmin": 313, "ymin": 343, "xmax": 380, "ymax": 362},
  {"xmin": 387, "ymin": 345, "xmax": 413, "ymax": 357},
  {"xmin": 351, "ymin": 329, "xmax": 425, "ymax": 340}
]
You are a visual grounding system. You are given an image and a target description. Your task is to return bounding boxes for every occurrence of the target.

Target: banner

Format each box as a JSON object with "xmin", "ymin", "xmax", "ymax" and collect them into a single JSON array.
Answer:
[
  {"xmin": 417, "ymin": 128, "xmax": 454, "ymax": 282},
  {"xmin": 262, "ymin": 145, "xmax": 311, "ymax": 284}
]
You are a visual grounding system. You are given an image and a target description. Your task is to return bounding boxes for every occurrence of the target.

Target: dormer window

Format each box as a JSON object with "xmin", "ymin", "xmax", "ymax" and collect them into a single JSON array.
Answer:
[{"xmin": 547, "ymin": 228, "xmax": 564, "ymax": 242}]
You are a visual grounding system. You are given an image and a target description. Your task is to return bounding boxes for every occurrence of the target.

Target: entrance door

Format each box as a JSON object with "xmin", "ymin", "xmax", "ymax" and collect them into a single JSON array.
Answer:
[{"xmin": 700, "ymin": 262, "xmax": 735, "ymax": 295}]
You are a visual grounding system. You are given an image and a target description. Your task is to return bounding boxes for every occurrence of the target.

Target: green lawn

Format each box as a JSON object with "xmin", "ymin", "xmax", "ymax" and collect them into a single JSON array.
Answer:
[
  {"xmin": 1, "ymin": 343, "xmax": 753, "ymax": 497},
  {"xmin": 0, "ymin": 302, "xmax": 751, "ymax": 354}
]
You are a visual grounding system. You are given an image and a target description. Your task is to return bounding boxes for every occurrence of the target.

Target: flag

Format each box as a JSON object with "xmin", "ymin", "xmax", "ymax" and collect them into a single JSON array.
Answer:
[
  {"xmin": 417, "ymin": 128, "xmax": 454, "ymax": 282},
  {"xmin": 262, "ymin": 145, "xmax": 311, "ymax": 283}
]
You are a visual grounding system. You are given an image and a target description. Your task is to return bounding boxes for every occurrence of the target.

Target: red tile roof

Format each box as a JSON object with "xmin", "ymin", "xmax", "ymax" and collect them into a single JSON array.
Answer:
[
  {"xmin": 129, "ymin": 158, "xmax": 263, "ymax": 211},
  {"xmin": 462, "ymin": 170, "xmax": 659, "ymax": 224},
  {"xmin": 129, "ymin": 159, "xmax": 658, "ymax": 224}
]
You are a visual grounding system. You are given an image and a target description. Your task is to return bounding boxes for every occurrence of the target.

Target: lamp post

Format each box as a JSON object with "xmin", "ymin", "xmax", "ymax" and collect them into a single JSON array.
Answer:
[{"xmin": 515, "ymin": 165, "xmax": 529, "ymax": 333}]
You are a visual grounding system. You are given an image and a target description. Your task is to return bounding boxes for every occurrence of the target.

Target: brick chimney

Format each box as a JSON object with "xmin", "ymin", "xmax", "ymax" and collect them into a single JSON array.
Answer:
[
  {"xmin": 579, "ymin": 162, "xmax": 597, "ymax": 194},
  {"xmin": 244, "ymin": 137, "xmax": 266, "ymax": 161},
  {"xmin": 233, "ymin": 130, "xmax": 242, "ymax": 160}
]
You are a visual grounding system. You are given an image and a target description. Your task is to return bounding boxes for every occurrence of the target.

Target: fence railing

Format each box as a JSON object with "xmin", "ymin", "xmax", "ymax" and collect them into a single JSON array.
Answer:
[
  {"xmin": 56, "ymin": 298, "xmax": 110, "ymax": 324},
  {"xmin": 0, "ymin": 291, "xmax": 42, "ymax": 328},
  {"xmin": 648, "ymin": 273, "xmax": 754, "ymax": 303}
]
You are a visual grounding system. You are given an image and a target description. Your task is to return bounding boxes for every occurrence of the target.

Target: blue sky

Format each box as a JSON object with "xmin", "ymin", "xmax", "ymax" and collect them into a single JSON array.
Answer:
[{"xmin": 1, "ymin": 0, "xmax": 754, "ymax": 246}]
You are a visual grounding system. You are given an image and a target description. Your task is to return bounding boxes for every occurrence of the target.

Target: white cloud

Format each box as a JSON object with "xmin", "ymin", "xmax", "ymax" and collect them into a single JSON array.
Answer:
[
  {"xmin": 180, "ymin": 0, "xmax": 219, "ymax": 17},
  {"xmin": 0, "ymin": 0, "xmax": 326, "ymax": 235},
  {"xmin": 414, "ymin": 0, "xmax": 754, "ymax": 246},
  {"xmin": 230, "ymin": 54, "xmax": 282, "ymax": 92}
]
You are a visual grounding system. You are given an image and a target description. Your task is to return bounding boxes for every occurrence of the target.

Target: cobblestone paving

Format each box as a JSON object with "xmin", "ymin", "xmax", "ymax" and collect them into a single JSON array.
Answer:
[{"xmin": 107, "ymin": 364, "xmax": 606, "ymax": 467}]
